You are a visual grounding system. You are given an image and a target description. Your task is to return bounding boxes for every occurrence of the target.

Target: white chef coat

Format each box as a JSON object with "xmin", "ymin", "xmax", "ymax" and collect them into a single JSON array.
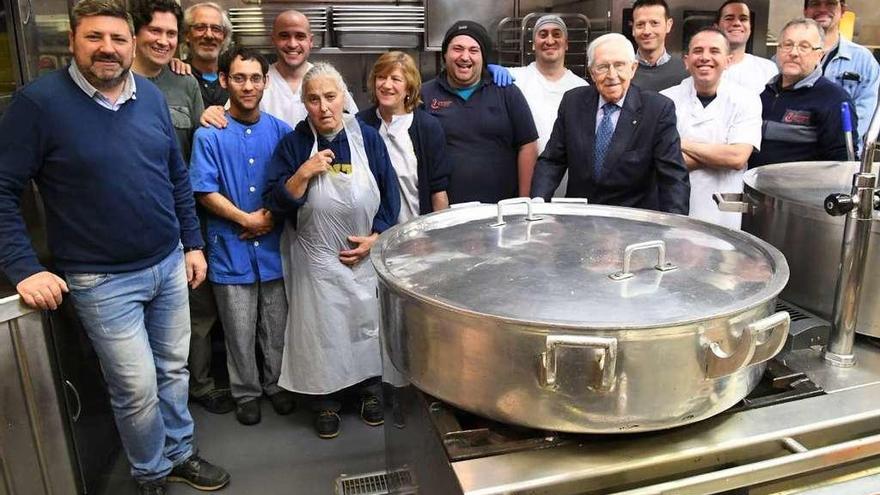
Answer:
[
  {"xmin": 510, "ymin": 62, "xmax": 588, "ymax": 197},
  {"xmin": 722, "ymin": 54, "xmax": 778, "ymax": 95},
  {"xmin": 376, "ymin": 110, "xmax": 420, "ymax": 223},
  {"xmin": 261, "ymin": 62, "xmax": 359, "ymax": 128},
  {"xmin": 661, "ymin": 77, "xmax": 762, "ymax": 229}
]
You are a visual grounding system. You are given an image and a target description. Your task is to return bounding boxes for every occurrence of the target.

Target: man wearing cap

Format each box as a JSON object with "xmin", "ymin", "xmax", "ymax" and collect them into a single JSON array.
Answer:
[
  {"xmin": 715, "ymin": 1, "xmax": 778, "ymax": 94},
  {"xmin": 804, "ymin": 0, "xmax": 879, "ymax": 151},
  {"xmin": 421, "ymin": 20, "xmax": 538, "ymax": 204},
  {"xmin": 531, "ymin": 33, "xmax": 689, "ymax": 214},
  {"xmin": 508, "ymin": 15, "xmax": 588, "ymax": 197}
]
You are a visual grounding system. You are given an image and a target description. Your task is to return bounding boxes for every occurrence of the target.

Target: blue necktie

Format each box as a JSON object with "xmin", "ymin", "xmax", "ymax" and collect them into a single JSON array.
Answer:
[{"xmin": 594, "ymin": 103, "xmax": 620, "ymax": 177}]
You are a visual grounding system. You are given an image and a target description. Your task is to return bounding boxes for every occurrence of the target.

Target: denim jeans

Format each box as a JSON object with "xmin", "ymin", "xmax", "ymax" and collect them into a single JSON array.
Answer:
[{"xmin": 66, "ymin": 245, "xmax": 194, "ymax": 482}]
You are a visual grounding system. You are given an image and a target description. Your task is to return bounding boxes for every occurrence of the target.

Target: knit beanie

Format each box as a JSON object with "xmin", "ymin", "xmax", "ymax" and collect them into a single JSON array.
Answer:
[{"xmin": 441, "ymin": 20, "xmax": 493, "ymax": 69}]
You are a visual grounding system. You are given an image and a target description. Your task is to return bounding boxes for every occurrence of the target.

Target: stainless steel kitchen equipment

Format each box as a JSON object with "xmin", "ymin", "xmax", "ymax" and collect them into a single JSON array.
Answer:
[
  {"xmin": 228, "ymin": 6, "xmax": 329, "ymax": 50},
  {"xmin": 496, "ymin": 12, "xmax": 590, "ymax": 78},
  {"xmin": 373, "ymin": 200, "xmax": 791, "ymax": 434},
  {"xmin": 716, "ymin": 160, "xmax": 880, "ymax": 339}
]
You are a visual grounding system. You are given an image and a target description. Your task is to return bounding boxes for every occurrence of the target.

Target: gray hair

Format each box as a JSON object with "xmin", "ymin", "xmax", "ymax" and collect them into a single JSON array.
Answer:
[
  {"xmin": 301, "ymin": 62, "xmax": 350, "ymax": 103},
  {"xmin": 183, "ymin": 2, "xmax": 233, "ymax": 53},
  {"xmin": 779, "ymin": 17, "xmax": 825, "ymax": 47},
  {"xmin": 587, "ymin": 33, "xmax": 636, "ymax": 67}
]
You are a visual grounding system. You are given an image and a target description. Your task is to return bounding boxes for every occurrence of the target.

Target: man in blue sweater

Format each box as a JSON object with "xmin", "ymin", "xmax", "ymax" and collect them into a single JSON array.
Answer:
[{"xmin": 0, "ymin": 1, "xmax": 229, "ymax": 494}]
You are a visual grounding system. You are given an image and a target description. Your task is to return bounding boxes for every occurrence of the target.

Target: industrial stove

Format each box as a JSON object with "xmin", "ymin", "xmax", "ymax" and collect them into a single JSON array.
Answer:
[{"xmin": 382, "ymin": 302, "xmax": 880, "ymax": 494}]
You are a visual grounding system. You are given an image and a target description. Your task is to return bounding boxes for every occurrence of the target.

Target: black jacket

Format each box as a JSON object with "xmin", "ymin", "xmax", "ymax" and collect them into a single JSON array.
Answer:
[
  {"xmin": 357, "ymin": 107, "xmax": 451, "ymax": 214},
  {"xmin": 531, "ymin": 84, "xmax": 690, "ymax": 215}
]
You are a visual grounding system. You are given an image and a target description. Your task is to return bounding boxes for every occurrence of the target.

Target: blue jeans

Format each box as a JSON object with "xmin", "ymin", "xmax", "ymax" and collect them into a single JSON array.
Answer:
[{"xmin": 66, "ymin": 245, "xmax": 194, "ymax": 482}]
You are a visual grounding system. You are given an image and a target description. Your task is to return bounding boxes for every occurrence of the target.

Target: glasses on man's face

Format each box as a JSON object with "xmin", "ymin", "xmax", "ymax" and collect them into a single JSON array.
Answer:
[
  {"xmin": 228, "ymin": 74, "xmax": 265, "ymax": 85},
  {"xmin": 190, "ymin": 23, "xmax": 225, "ymax": 36},
  {"xmin": 591, "ymin": 61, "xmax": 632, "ymax": 75},
  {"xmin": 778, "ymin": 41, "xmax": 822, "ymax": 55},
  {"xmin": 806, "ymin": 0, "xmax": 840, "ymax": 8}
]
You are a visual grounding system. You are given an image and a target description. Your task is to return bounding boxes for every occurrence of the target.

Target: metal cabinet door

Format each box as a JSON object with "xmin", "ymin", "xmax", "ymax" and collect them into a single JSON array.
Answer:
[{"xmin": 425, "ymin": 0, "xmax": 516, "ymax": 50}]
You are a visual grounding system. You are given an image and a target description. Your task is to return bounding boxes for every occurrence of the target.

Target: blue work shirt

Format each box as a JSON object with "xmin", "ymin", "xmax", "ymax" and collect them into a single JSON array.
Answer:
[
  {"xmin": 190, "ymin": 112, "xmax": 292, "ymax": 284},
  {"xmin": 822, "ymin": 38, "xmax": 880, "ymax": 149}
]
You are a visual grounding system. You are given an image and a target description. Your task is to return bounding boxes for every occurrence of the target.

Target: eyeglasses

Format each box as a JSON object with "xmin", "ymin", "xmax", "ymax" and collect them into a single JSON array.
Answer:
[
  {"xmin": 778, "ymin": 41, "xmax": 823, "ymax": 55},
  {"xmin": 806, "ymin": 0, "xmax": 840, "ymax": 7},
  {"xmin": 228, "ymin": 74, "xmax": 265, "ymax": 85},
  {"xmin": 190, "ymin": 23, "xmax": 226, "ymax": 36},
  {"xmin": 591, "ymin": 61, "xmax": 632, "ymax": 75}
]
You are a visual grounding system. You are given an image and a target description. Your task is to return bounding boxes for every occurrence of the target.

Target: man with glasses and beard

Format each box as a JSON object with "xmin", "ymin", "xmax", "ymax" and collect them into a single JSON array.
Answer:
[
  {"xmin": 181, "ymin": 2, "xmax": 232, "ymax": 107},
  {"xmin": 189, "ymin": 47, "xmax": 295, "ymax": 426},
  {"xmin": 0, "ymin": 0, "xmax": 229, "ymax": 493},
  {"xmin": 749, "ymin": 18, "xmax": 858, "ymax": 168}
]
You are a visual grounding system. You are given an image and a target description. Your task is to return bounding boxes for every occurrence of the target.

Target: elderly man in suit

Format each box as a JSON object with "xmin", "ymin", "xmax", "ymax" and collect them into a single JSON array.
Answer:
[{"xmin": 530, "ymin": 33, "xmax": 689, "ymax": 214}]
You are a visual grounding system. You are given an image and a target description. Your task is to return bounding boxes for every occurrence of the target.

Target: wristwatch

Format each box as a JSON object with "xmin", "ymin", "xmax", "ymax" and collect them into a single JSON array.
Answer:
[{"xmin": 183, "ymin": 245, "xmax": 204, "ymax": 253}]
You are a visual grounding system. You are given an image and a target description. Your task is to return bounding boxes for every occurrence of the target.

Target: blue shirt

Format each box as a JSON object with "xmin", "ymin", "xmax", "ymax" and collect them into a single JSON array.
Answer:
[
  {"xmin": 190, "ymin": 112, "xmax": 292, "ymax": 284},
  {"xmin": 822, "ymin": 38, "xmax": 880, "ymax": 148},
  {"xmin": 421, "ymin": 74, "xmax": 538, "ymax": 204}
]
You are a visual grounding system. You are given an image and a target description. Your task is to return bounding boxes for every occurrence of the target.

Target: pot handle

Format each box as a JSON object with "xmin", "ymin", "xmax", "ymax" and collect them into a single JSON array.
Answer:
[
  {"xmin": 713, "ymin": 192, "xmax": 751, "ymax": 213},
  {"xmin": 550, "ymin": 197, "xmax": 589, "ymax": 205},
  {"xmin": 491, "ymin": 197, "xmax": 543, "ymax": 227},
  {"xmin": 539, "ymin": 335, "xmax": 618, "ymax": 392},
  {"xmin": 609, "ymin": 240, "xmax": 678, "ymax": 281},
  {"xmin": 748, "ymin": 311, "xmax": 791, "ymax": 365}
]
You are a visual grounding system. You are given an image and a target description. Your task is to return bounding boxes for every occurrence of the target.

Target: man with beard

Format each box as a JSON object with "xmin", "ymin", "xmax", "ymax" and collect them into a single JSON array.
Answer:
[
  {"xmin": 715, "ymin": 1, "xmax": 778, "ymax": 94},
  {"xmin": 199, "ymin": 9, "xmax": 357, "ymax": 131},
  {"xmin": 421, "ymin": 20, "xmax": 538, "ymax": 204},
  {"xmin": 143, "ymin": 0, "xmax": 234, "ymax": 417},
  {"xmin": 661, "ymin": 27, "xmax": 762, "ymax": 228},
  {"xmin": 182, "ymin": 2, "xmax": 231, "ymax": 107},
  {"xmin": 0, "ymin": 0, "xmax": 229, "ymax": 493},
  {"xmin": 630, "ymin": 0, "xmax": 688, "ymax": 92},
  {"xmin": 189, "ymin": 47, "xmax": 295, "ymax": 426},
  {"xmin": 804, "ymin": 0, "xmax": 879, "ymax": 151}
]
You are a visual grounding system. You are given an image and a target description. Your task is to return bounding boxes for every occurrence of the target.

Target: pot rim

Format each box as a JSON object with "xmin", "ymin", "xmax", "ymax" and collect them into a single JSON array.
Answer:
[{"xmin": 372, "ymin": 203, "xmax": 790, "ymax": 331}]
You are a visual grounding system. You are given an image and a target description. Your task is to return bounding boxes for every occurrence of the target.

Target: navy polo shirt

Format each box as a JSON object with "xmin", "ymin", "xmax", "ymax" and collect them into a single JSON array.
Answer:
[
  {"xmin": 421, "ymin": 74, "xmax": 537, "ymax": 204},
  {"xmin": 190, "ymin": 112, "xmax": 291, "ymax": 284}
]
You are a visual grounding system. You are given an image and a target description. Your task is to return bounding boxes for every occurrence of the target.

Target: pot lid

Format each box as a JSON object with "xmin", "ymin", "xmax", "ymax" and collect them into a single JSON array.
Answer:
[
  {"xmin": 745, "ymin": 161, "xmax": 879, "ymax": 218},
  {"xmin": 372, "ymin": 201, "xmax": 789, "ymax": 328}
]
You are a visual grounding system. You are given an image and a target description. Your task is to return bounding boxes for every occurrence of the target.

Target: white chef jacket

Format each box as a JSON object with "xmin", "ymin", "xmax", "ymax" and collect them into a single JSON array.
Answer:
[
  {"xmin": 261, "ymin": 62, "xmax": 359, "ymax": 128},
  {"xmin": 722, "ymin": 54, "xmax": 778, "ymax": 95},
  {"xmin": 510, "ymin": 62, "xmax": 589, "ymax": 197},
  {"xmin": 661, "ymin": 77, "xmax": 762, "ymax": 229},
  {"xmin": 376, "ymin": 110, "xmax": 420, "ymax": 224}
]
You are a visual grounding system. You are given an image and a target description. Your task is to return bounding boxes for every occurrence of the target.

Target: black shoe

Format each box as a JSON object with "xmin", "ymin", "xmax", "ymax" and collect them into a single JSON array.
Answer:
[
  {"xmin": 268, "ymin": 390, "xmax": 297, "ymax": 415},
  {"xmin": 315, "ymin": 410, "xmax": 340, "ymax": 439},
  {"xmin": 138, "ymin": 479, "xmax": 166, "ymax": 495},
  {"xmin": 235, "ymin": 399, "xmax": 261, "ymax": 425},
  {"xmin": 168, "ymin": 454, "xmax": 230, "ymax": 491},
  {"xmin": 192, "ymin": 389, "xmax": 235, "ymax": 415},
  {"xmin": 360, "ymin": 395, "xmax": 384, "ymax": 426}
]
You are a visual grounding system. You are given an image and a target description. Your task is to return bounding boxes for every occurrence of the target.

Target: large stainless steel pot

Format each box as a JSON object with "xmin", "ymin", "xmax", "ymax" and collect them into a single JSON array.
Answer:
[
  {"xmin": 717, "ymin": 161, "xmax": 880, "ymax": 338},
  {"xmin": 372, "ymin": 200, "xmax": 790, "ymax": 433}
]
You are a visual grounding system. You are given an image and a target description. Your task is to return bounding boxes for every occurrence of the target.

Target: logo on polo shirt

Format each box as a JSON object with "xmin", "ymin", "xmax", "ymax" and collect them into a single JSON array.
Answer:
[
  {"xmin": 430, "ymin": 98, "xmax": 452, "ymax": 110},
  {"xmin": 782, "ymin": 110, "xmax": 812, "ymax": 125}
]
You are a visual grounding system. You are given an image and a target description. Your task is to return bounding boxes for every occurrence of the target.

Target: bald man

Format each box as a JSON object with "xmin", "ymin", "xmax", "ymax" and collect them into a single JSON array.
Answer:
[{"xmin": 200, "ymin": 9, "xmax": 357, "ymax": 129}]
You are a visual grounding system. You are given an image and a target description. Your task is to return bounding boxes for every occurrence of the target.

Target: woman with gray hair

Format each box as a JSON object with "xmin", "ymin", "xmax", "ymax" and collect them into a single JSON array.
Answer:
[{"xmin": 264, "ymin": 62, "xmax": 400, "ymax": 439}]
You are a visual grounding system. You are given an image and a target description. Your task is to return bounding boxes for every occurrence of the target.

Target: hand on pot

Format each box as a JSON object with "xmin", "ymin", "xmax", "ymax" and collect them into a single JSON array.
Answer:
[{"xmin": 340, "ymin": 233, "xmax": 379, "ymax": 266}]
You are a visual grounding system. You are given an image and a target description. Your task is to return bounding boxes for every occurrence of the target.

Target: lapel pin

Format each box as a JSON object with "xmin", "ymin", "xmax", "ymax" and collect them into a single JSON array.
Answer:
[{"xmin": 632, "ymin": 120, "xmax": 638, "ymax": 125}]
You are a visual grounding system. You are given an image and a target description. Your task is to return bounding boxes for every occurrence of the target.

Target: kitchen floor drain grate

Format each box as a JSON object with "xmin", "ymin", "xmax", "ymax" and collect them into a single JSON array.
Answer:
[{"xmin": 335, "ymin": 469, "xmax": 415, "ymax": 495}]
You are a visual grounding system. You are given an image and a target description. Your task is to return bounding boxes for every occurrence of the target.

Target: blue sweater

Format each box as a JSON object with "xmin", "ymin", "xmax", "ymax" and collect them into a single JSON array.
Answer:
[{"xmin": 0, "ymin": 69, "xmax": 203, "ymax": 284}]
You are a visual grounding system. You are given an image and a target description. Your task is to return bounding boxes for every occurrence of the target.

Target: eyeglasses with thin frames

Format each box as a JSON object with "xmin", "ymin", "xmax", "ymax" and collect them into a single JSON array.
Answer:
[
  {"xmin": 591, "ymin": 61, "xmax": 633, "ymax": 75},
  {"xmin": 228, "ymin": 74, "xmax": 265, "ymax": 86},
  {"xmin": 778, "ymin": 41, "xmax": 823, "ymax": 55},
  {"xmin": 190, "ymin": 23, "xmax": 226, "ymax": 36}
]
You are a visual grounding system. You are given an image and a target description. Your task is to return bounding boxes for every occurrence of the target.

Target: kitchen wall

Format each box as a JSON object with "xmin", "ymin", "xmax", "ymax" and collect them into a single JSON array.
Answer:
[{"xmin": 769, "ymin": 0, "xmax": 880, "ymax": 48}]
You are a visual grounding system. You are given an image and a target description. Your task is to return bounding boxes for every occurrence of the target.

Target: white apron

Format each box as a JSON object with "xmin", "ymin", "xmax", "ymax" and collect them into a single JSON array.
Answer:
[{"xmin": 278, "ymin": 114, "xmax": 382, "ymax": 395}]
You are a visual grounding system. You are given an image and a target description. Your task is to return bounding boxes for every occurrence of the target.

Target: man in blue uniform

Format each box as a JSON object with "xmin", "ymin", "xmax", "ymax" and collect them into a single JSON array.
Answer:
[
  {"xmin": 749, "ymin": 18, "xmax": 858, "ymax": 168},
  {"xmin": 0, "ymin": 1, "xmax": 229, "ymax": 493},
  {"xmin": 189, "ymin": 47, "xmax": 295, "ymax": 426},
  {"xmin": 421, "ymin": 20, "xmax": 538, "ymax": 204}
]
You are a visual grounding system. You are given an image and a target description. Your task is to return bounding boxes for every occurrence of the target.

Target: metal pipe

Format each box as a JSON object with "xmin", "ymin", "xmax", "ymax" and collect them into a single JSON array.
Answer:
[{"xmin": 825, "ymin": 103, "xmax": 880, "ymax": 366}]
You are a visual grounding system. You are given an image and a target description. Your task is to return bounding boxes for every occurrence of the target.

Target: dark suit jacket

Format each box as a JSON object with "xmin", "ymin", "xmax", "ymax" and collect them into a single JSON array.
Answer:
[{"xmin": 530, "ymin": 84, "xmax": 690, "ymax": 214}]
